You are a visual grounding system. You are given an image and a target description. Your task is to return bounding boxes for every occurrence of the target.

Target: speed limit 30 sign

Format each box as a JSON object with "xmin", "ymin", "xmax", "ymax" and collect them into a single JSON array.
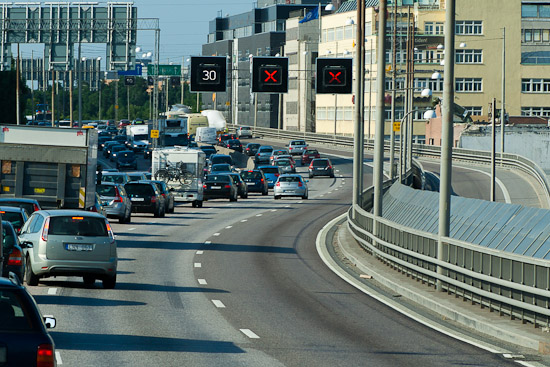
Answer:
[{"xmin": 190, "ymin": 56, "xmax": 227, "ymax": 92}]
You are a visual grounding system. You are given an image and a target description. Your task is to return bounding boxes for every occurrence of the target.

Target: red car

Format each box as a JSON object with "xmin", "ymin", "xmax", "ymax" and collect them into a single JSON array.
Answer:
[
  {"xmin": 301, "ymin": 148, "xmax": 321, "ymax": 165},
  {"xmin": 118, "ymin": 119, "xmax": 131, "ymax": 129}
]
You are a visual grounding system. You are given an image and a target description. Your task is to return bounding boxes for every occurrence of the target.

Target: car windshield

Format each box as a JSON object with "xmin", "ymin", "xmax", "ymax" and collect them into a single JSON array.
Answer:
[
  {"xmin": 241, "ymin": 171, "xmax": 262, "ymax": 179},
  {"xmin": 279, "ymin": 176, "xmax": 301, "ymax": 183},
  {"xmin": 125, "ymin": 184, "xmax": 154, "ymax": 196},
  {"xmin": 207, "ymin": 175, "xmax": 231, "ymax": 183},
  {"xmin": 102, "ymin": 174, "xmax": 126, "ymax": 184},
  {"xmin": 260, "ymin": 167, "xmax": 279, "ymax": 174},
  {"xmin": 0, "ymin": 212, "xmax": 23, "ymax": 230},
  {"xmin": 247, "ymin": 144, "xmax": 260, "ymax": 149},
  {"xmin": 313, "ymin": 160, "xmax": 329, "ymax": 167},
  {"xmin": 241, "ymin": 127, "xmax": 251, "ymax": 130},
  {"xmin": 49, "ymin": 216, "xmax": 108, "ymax": 237},
  {"xmin": 211, "ymin": 156, "xmax": 232, "ymax": 165},
  {"xmin": 0, "ymin": 291, "xmax": 34, "ymax": 331},
  {"xmin": 112, "ymin": 145, "xmax": 125, "ymax": 152},
  {"xmin": 97, "ymin": 185, "xmax": 117, "ymax": 196}
]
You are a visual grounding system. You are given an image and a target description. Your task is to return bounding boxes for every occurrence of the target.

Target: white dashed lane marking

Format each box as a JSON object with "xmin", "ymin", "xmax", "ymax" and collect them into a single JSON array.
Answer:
[
  {"xmin": 204, "ymin": 241, "xmax": 211, "ymax": 245},
  {"xmin": 213, "ymin": 233, "xmax": 220, "ymax": 236},
  {"xmin": 271, "ymin": 209, "xmax": 277, "ymax": 212},
  {"xmin": 240, "ymin": 329, "xmax": 260, "ymax": 339},
  {"xmin": 256, "ymin": 214, "xmax": 262, "ymax": 217},
  {"xmin": 56, "ymin": 352, "xmax": 63, "ymax": 365},
  {"xmin": 225, "ymin": 226, "xmax": 233, "ymax": 229},
  {"xmin": 212, "ymin": 300, "xmax": 226, "ymax": 308},
  {"xmin": 194, "ymin": 263, "xmax": 202, "ymax": 268},
  {"xmin": 196, "ymin": 250, "xmax": 204, "ymax": 255},
  {"xmin": 241, "ymin": 219, "xmax": 248, "ymax": 222},
  {"xmin": 198, "ymin": 279, "xmax": 207, "ymax": 285},
  {"xmin": 47, "ymin": 288, "xmax": 57, "ymax": 295},
  {"xmin": 128, "ymin": 227, "xmax": 136, "ymax": 231}
]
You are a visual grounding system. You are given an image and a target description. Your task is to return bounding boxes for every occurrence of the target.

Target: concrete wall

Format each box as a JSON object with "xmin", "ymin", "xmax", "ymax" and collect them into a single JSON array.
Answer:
[{"xmin": 459, "ymin": 125, "xmax": 550, "ymax": 173}]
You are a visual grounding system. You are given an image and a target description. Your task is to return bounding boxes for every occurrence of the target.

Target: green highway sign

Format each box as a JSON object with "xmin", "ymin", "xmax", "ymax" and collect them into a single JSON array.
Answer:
[{"xmin": 147, "ymin": 64, "xmax": 181, "ymax": 76}]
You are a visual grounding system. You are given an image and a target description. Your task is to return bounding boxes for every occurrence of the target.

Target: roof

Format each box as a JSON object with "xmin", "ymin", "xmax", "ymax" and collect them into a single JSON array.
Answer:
[
  {"xmin": 0, "ymin": 206, "xmax": 26, "ymax": 213},
  {"xmin": 39, "ymin": 209, "xmax": 105, "ymax": 218},
  {"xmin": 336, "ymin": 0, "xmax": 379, "ymax": 13},
  {"xmin": 0, "ymin": 198, "xmax": 39, "ymax": 204}
]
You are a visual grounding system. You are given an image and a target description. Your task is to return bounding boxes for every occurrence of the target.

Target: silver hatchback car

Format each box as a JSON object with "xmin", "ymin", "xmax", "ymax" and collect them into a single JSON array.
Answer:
[
  {"xmin": 273, "ymin": 174, "xmax": 308, "ymax": 200},
  {"xmin": 19, "ymin": 210, "xmax": 118, "ymax": 288},
  {"xmin": 96, "ymin": 182, "xmax": 132, "ymax": 223}
]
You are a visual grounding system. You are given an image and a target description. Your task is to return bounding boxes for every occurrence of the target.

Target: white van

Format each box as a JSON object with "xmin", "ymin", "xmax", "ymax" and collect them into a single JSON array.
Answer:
[{"xmin": 195, "ymin": 127, "xmax": 217, "ymax": 145}]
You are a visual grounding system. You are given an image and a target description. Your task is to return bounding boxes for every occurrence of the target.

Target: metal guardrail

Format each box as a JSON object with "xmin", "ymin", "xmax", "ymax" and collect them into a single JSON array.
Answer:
[
  {"xmin": 231, "ymin": 124, "xmax": 550, "ymax": 328},
  {"xmin": 229, "ymin": 124, "xmax": 550, "ymax": 206}
]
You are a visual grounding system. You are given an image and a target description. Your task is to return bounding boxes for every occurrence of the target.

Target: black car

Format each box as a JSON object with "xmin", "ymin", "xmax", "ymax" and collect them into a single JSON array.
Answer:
[
  {"xmin": 124, "ymin": 182, "xmax": 166, "ymax": 217},
  {"xmin": 116, "ymin": 150, "xmax": 138, "ymax": 170},
  {"xmin": 98, "ymin": 136, "xmax": 111, "ymax": 150},
  {"xmin": 103, "ymin": 141, "xmax": 118, "ymax": 158},
  {"xmin": 203, "ymin": 174, "xmax": 238, "ymax": 202},
  {"xmin": 244, "ymin": 143, "xmax": 260, "ymax": 156},
  {"xmin": 142, "ymin": 180, "xmax": 175, "ymax": 214},
  {"xmin": 0, "ymin": 276, "xmax": 57, "ymax": 367},
  {"xmin": 113, "ymin": 135, "xmax": 129, "ymax": 147},
  {"xmin": 308, "ymin": 158, "xmax": 335, "ymax": 178},
  {"xmin": 223, "ymin": 173, "xmax": 248, "ymax": 199},
  {"xmin": 240, "ymin": 169, "xmax": 269, "ymax": 195},
  {"xmin": 143, "ymin": 145, "xmax": 152, "ymax": 160},
  {"xmin": 226, "ymin": 139, "xmax": 243, "ymax": 153},
  {"xmin": 109, "ymin": 144, "xmax": 127, "ymax": 162},
  {"xmin": 2, "ymin": 221, "xmax": 25, "ymax": 282},
  {"xmin": 0, "ymin": 207, "xmax": 29, "ymax": 234},
  {"xmin": 0, "ymin": 198, "xmax": 40, "ymax": 215},
  {"xmin": 210, "ymin": 154, "xmax": 234, "ymax": 167},
  {"xmin": 200, "ymin": 145, "xmax": 217, "ymax": 158},
  {"xmin": 217, "ymin": 133, "xmax": 237, "ymax": 147}
]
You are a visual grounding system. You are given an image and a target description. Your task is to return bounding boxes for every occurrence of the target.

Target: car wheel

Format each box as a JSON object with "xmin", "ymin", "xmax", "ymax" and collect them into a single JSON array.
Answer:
[
  {"xmin": 274, "ymin": 195, "xmax": 280, "ymax": 200},
  {"xmin": 262, "ymin": 189, "xmax": 268, "ymax": 196},
  {"xmin": 160, "ymin": 208, "xmax": 166, "ymax": 218},
  {"xmin": 302, "ymin": 194, "xmax": 308, "ymax": 200},
  {"xmin": 25, "ymin": 256, "xmax": 39, "ymax": 286},
  {"xmin": 197, "ymin": 201, "xmax": 203, "ymax": 208},
  {"xmin": 230, "ymin": 193, "xmax": 237, "ymax": 202},
  {"xmin": 192, "ymin": 201, "xmax": 197, "ymax": 208},
  {"xmin": 83, "ymin": 275, "xmax": 95, "ymax": 286},
  {"xmin": 154, "ymin": 208, "xmax": 161, "ymax": 218},
  {"xmin": 309, "ymin": 173, "xmax": 313, "ymax": 178},
  {"xmin": 241, "ymin": 193, "xmax": 248, "ymax": 199},
  {"xmin": 102, "ymin": 274, "xmax": 117, "ymax": 289}
]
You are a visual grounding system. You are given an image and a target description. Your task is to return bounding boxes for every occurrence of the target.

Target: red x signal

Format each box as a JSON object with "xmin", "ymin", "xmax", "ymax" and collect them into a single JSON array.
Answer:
[
  {"xmin": 329, "ymin": 71, "xmax": 342, "ymax": 84},
  {"xmin": 264, "ymin": 70, "xmax": 278, "ymax": 83}
]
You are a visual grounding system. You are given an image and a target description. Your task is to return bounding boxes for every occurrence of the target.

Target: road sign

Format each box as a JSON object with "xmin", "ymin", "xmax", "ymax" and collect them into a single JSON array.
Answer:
[
  {"xmin": 251, "ymin": 57, "xmax": 288, "ymax": 93},
  {"xmin": 190, "ymin": 56, "xmax": 227, "ymax": 92},
  {"xmin": 118, "ymin": 64, "xmax": 143, "ymax": 76},
  {"xmin": 147, "ymin": 64, "xmax": 182, "ymax": 76},
  {"xmin": 150, "ymin": 129, "xmax": 159, "ymax": 138},
  {"xmin": 316, "ymin": 58, "xmax": 352, "ymax": 94},
  {"xmin": 393, "ymin": 121, "xmax": 401, "ymax": 132}
]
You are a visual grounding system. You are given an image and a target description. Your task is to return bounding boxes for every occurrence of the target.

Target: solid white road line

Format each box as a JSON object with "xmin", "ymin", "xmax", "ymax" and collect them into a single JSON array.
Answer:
[
  {"xmin": 271, "ymin": 209, "xmax": 277, "ymax": 212},
  {"xmin": 241, "ymin": 219, "xmax": 248, "ymax": 222},
  {"xmin": 196, "ymin": 250, "xmax": 204, "ymax": 255},
  {"xmin": 128, "ymin": 227, "xmax": 136, "ymax": 231},
  {"xmin": 256, "ymin": 214, "xmax": 263, "ymax": 217},
  {"xmin": 212, "ymin": 300, "xmax": 226, "ymax": 308},
  {"xmin": 297, "ymin": 201, "xmax": 303, "ymax": 204},
  {"xmin": 194, "ymin": 263, "xmax": 202, "ymax": 268},
  {"xmin": 225, "ymin": 225, "xmax": 233, "ymax": 229},
  {"xmin": 213, "ymin": 233, "xmax": 220, "ymax": 236},
  {"xmin": 47, "ymin": 288, "xmax": 57, "ymax": 295},
  {"xmin": 204, "ymin": 241, "xmax": 212, "ymax": 245},
  {"xmin": 55, "ymin": 352, "xmax": 63, "ymax": 365},
  {"xmin": 198, "ymin": 279, "xmax": 207, "ymax": 285},
  {"xmin": 284, "ymin": 205, "xmax": 291, "ymax": 208},
  {"xmin": 240, "ymin": 329, "xmax": 260, "ymax": 339}
]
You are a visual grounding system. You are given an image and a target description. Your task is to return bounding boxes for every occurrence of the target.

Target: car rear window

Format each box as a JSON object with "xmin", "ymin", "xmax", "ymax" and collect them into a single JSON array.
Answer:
[
  {"xmin": 292, "ymin": 141, "xmax": 306, "ymax": 146},
  {"xmin": 304, "ymin": 150, "xmax": 318, "ymax": 155},
  {"xmin": 259, "ymin": 147, "xmax": 273, "ymax": 153},
  {"xmin": 206, "ymin": 175, "xmax": 231, "ymax": 183},
  {"xmin": 0, "ymin": 291, "xmax": 34, "ymax": 331},
  {"xmin": 102, "ymin": 174, "xmax": 126, "ymax": 184},
  {"xmin": 125, "ymin": 184, "xmax": 155, "ymax": 196},
  {"xmin": 0, "ymin": 211, "xmax": 23, "ymax": 225},
  {"xmin": 276, "ymin": 160, "xmax": 291, "ymax": 166},
  {"xmin": 0, "ymin": 202, "xmax": 35, "ymax": 214},
  {"xmin": 241, "ymin": 127, "xmax": 251, "ymax": 130},
  {"xmin": 211, "ymin": 156, "xmax": 233, "ymax": 165},
  {"xmin": 312, "ymin": 159, "xmax": 329, "ymax": 167},
  {"xmin": 260, "ymin": 167, "xmax": 279, "ymax": 174},
  {"xmin": 97, "ymin": 185, "xmax": 117, "ymax": 196},
  {"xmin": 2, "ymin": 224, "xmax": 17, "ymax": 249},
  {"xmin": 279, "ymin": 176, "xmax": 301, "ymax": 183},
  {"xmin": 49, "ymin": 216, "xmax": 108, "ymax": 237},
  {"xmin": 211, "ymin": 164, "xmax": 231, "ymax": 172},
  {"xmin": 241, "ymin": 171, "xmax": 262, "ymax": 179}
]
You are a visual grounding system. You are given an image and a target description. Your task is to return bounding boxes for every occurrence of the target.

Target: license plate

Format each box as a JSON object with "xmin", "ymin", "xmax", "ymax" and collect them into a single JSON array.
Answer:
[
  {"xmin": 245, "ymin": 182, "xmax": 254, "ymax": 185},
  {"xmin": 66, "ymin": 244, "xmax": 93, "ymax": 251},
  {"xmin": 131, "ymin": 197, "xmax": 145, "ymax": 201},
  {"xmin": 210, "ymin": 186, "xmax": 221, "ymax": 190}
]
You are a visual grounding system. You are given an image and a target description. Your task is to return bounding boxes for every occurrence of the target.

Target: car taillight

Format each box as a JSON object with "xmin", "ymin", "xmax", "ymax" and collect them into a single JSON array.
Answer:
[
  {"xmin": 256, "ymin": 153, "xmax": 260, "ymax": 156},
  {"xmin": 275, "ymin": 173, "xmax": 280, "ymax": 177},
  {"xmin": 8, "ymin": 248, "xmax": 22, "ymax": 266},
  {"xmin": 37, "ymin": 344, "xmax": 55, "ymax": 367},
  {"xmin": 33, "ymin": 203, "xmax": 40, "ymax": 212},
  {"xmin": 276, "ymin": 182, "xmax": 280, "ymax": 187},
  {"xmin": 41, "ymin": 217, "xmax": 50, "ymax": 242},
  {"xmin": 224, "ymin": 185, "xmax": 231, "ymax": 189},
  {"xmin": 328, "ymin": 166, "xmax": 332, "ymax": 169},
  {"xmin": 105, "ymin": 221, "xmax": 115, "ymax": 243},
  {"xmin": 309, "ymin": 163, "xmax": 314, "ymax": 169},
  {"xmin": 151, "ymin": 196, "xmax": 157, "ymax": 203},
  {"xmin": 260, "ymin": 178, "xmax": 264, "ymax": 182},
  {"xmin": 203, "ymin": 184, "xmax": 207, "ymax": 189},
  {"xmin": 114, "ymin": 187, "xmax": 123, "ymax": 202},
  {"xmin": 298, "ymin": 182, "xmax": 303, "ymax": 187}
]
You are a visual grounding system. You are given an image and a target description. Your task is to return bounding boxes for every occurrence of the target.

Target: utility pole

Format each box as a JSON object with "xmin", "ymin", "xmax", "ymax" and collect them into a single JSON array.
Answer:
[
  {"xmin": 78, "ymin": 43, "xmax": 82, "ymax": 127},
  {"xmin": 353, "ymin": 0, "xmax": 366, "ymax": 212},
  {"xmin": 16, "ymin": 44, "xmax": 20, "ymax": 125},
  {"xmin": 437, "ymin": 0, "xmax": 456, "ymax": 291},
  {"xmin": 501, "ymin": 27, "xmax": 506, "ymax": 165},
  {"xmin": 51, "ymin": 69, "xmax": 55, "ymax": 127},
  {"xmin": 31, "ymin": 50, "xmax": 35, "ymax": 123},
  {"xmin": 390, "ymin": 3, "xmax": 397, "ymax": 179},
  {"xmin": 181, "ymin": 56, "xmax": 185, "ymax": 105},
  {"xmin": 115, "ymin": 80, "xmax": 119, "ymax": 122},
  {"xmin": 490, "ymin": 98, "xmax": 496, "ymax": 202},
  {"xmin": 69, "ymin": 70, "xmax": 73, "ymax": 125}
]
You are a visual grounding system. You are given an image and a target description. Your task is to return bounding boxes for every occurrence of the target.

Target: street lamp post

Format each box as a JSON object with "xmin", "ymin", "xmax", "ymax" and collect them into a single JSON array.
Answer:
[
  {"xmin": 97, "ymin": 57, "xmax": 102, "ymax": 120},
  {"xmin": 352, "ymin": 0, "xmax": 365, "ymax": 213},
  {"xmin": 78, "ymin": 43, "xmax": 83, "ymax": 127}
]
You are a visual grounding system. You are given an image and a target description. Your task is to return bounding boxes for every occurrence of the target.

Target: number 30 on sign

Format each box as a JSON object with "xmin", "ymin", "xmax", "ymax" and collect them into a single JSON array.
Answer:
[{"xmin": 190, "ymin": 56, "xmax": 227, "ymax": 92}]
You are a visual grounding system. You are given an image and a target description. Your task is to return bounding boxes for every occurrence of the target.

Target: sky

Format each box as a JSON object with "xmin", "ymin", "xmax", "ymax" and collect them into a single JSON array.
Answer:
[{"xmin": 16, "ymin": 1, "xmax": 256, "ymax": 66}]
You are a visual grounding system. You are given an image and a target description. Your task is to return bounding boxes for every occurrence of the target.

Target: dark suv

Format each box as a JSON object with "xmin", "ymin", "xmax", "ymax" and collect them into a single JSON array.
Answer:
[
  {"xmin": 240, "ymin": 170, "xmax": 269, "ymax": 195},
  {"xmin": 116, "ymin": 150, "xmax": 138, "ymax": 170},
  {"xmin": 0, "ymin": 276, "xmax": 57, "ymax": 367},
  {"xmin": 124, "ymin": 182, "xmax": 166, "ymax": 217},
  {"xmin": 226, "ymin": 139, "xmax": 243, "ymax": 153},
  {"xmin": 203, "ymin": 174, "xmax": 238, "ymax": 202}
]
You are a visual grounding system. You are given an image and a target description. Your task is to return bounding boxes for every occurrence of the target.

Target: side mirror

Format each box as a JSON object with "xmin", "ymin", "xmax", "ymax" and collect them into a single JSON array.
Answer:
[
  {"xmin": 21, "ymin": 241, "xmax": 33, "ymax": 249},
  {"xmin": 43, "ymin": 316, "xmax": 56, "ymax": 329},
  {"xmin": 305, "ymin": 180, "xmax": 309, "ymax": 183}
]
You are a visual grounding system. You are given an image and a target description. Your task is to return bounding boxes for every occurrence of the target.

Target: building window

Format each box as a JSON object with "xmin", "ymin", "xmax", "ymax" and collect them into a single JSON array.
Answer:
[
  {"xmin": 344, "ymin": 24, "xmax": 354, "ymax": 39},
  {"xmin": 336, "ymin": 27, "xmax": 344, "ymax": 41},
  {"xmin": 521, "ymin": 107, "xmax": 550, "ymax": 116},
  {"xmin": 327, "ymin": 28, "xmax": 335, "ymax": 41},
  {"xmin": 455, "ymin": 49, "xmax": 483, "ymax": 64},
  {"xmin": 455, "ymin": 21, "xmax": 482, "ymax": 35},
  {"xmin": 522, "ymin": 78, "xmax": 550, "ymax": 93},
  {"xmin": 522, "ymin": 4, "xmax": 550, "ymax": 18},
  {"xmin": 336, "ymin": 107, "xmax": 344, "ymax": 120},
  {"xmin": 525, "ymin": 29, "xmax": 533, "ymax": 42},
  {"xmin": 425, "ymin": 22, "xmax": 444, "ymax": 35},
  {"xmin": 414, "ymin": 78, "xmax": 444, "ymax": 92},
  {"xmin": 344, "ymin": 107, "xmax": 353, "ymax": 120},
  {"xmin": 465, "ymin": 106, "xmax": 483, "ymax": 116},
  {"xmin": 317, "ymin": 107, "xmax": 327, "ymax": 120},
  {"xmin": 327, "ymin": 107, "xmax": 335, "ymax": 121},
  {"xmin": 365, "ymin": 22, "xmax": 372, "ymax": 36},
  {"xmin": 455, "ymin": 78, "xmax": 482, "ymax": 92}
]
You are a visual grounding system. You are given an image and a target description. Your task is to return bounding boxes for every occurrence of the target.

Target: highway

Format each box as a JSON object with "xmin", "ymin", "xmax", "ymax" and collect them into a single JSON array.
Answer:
[{"xmin": 25, "ymin": 139, "xmax": 535, "ymax": 366}]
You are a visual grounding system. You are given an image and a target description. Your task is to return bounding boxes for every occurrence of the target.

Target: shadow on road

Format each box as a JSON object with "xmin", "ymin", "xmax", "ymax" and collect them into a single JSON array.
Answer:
[
  {"xmin": 50, "ymin": 332, "xmax": 245, "ymax": 353},
  {"xmin": 117, "ymin": 240, "xmax": 296, "ymax": 254},
  {"xmin": 34, "ymin": 295, "xmax": 146, "ymax": 307},
  {"xmin": 114, "ymin": 282, "xmax": 230, "ymax": 293}
]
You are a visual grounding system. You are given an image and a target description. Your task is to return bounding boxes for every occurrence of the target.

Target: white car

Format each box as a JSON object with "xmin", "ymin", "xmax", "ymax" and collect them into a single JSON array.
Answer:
[
  {"xmin": 273, "ymin": 174, "xmax": 308, "ymax": 200},
  {"xmin": 236, "ymin": 126, "xmax": 253, "ymax": 139},
  {"xmin": 288, "ymin": 140, "xmax": 307, "ymax": 156}
]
